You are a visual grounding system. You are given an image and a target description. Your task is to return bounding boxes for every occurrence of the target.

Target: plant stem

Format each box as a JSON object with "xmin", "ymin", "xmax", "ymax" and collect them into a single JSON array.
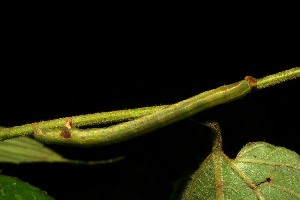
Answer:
[
  {"xmin": 0, "ymin": 106, "xmax": 167, "ymax": 141},
  {"xmin": 256, "ymin": 67, "xmax": 300, "ymax": 89},
  {"xmin": 0, "ymin": 67, "xmax": 299, "ymax": 143},
  {"xmin": 34, "ymin": 77, "xmax": 254, "ymax": 146}
]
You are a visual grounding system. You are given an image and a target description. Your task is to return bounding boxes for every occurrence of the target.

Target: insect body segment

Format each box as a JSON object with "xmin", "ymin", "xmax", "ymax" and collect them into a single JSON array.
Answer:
[{"xmin": 60, "ymin": 119, "xmax": 72, "ymax": 139}]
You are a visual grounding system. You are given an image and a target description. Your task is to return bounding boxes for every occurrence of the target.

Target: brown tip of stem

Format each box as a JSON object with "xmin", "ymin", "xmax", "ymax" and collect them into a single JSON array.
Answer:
[{"xmin": 244, "ymin": 76, "xmax": 257, "ymax": 88}]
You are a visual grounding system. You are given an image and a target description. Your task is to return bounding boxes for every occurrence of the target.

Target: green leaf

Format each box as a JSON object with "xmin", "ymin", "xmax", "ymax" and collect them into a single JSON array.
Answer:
[
  {"xmin": 0, "ymin": 137, "xmax": 124, "ymax": 164},
  {"xmin": 0, "ymin": 125, "xmax": 67, "ymax": 163},
  {"xmin": 0, "ymin": 137, "xmax": 68, "ymax": 163},
  {"xmin": 0, "ymin": 174, "xmax": 55, "ymax": 199},
  {"xmin": 176, "ymin": 122, "xmax": 300, "ymax": 200},
  {"xmin": 0, "ymin": 124, "xmax": 123, "ymax": 164}
]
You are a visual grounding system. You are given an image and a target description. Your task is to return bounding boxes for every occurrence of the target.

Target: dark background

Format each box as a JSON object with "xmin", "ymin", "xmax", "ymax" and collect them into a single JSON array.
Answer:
[{"xmin": 1, "ymin": 8, "xmax": 299, "ymax": 200}]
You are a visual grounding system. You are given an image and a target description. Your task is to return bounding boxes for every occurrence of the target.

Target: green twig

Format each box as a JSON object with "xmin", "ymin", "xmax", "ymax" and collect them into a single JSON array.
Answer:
[
  {"xmin": 257, "ymin": 67, "xmax": 300, "ymax": 89},
  {"xmin": 0, "ymin": 67, "xmax": 299, "ymax": 144},
  {"xmin": 33, "ymin": 76, "xmax": 254, "ymax": 146},
  {"xmin": 0, "ymin": 106, "xmax": 167, "ymax": 141}
]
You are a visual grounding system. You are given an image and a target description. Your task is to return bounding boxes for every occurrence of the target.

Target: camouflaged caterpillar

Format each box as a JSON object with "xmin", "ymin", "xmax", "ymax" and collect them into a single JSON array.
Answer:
[{"xmin": 33, "ymin": 76, "xmax": 257, "ymax": 147}]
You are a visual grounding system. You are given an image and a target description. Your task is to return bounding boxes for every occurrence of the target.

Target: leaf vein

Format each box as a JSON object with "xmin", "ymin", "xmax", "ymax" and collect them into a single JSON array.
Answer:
[{"xmin": 236, "ymin": 158, "xmax": 300, "ymax": 170}]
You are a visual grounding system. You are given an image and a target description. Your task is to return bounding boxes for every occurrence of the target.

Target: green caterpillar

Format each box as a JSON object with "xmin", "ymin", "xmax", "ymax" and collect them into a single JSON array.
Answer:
[{"xmin": 33, "ymin": 76, "xmax": 257, "ymax": 147}]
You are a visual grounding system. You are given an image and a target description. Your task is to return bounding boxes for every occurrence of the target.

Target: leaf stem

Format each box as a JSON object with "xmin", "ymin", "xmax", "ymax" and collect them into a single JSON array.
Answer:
[{"xmin": 206, "ymin": 122, "xmax": 225, "ymax": 200}]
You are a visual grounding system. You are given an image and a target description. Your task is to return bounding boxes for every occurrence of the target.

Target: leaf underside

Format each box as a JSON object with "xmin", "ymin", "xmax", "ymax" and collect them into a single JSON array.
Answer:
[
  {"xmin": 0, "ymin": 175, "xmax": 55, "ymax": 199},
  {"xmin": 180, "ymin": 141, "xmax": 300, "ymax": 200},
  {"xmin": 0, "ymin": 137, "xmax": 67, "ymax": 163},
  {"xmin": 0, "ymin": 137, "xmax": 124, "ymax": 164}
]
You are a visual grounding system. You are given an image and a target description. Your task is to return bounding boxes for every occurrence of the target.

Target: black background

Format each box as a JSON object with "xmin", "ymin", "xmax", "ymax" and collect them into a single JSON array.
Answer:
[{"xmin": 1, "ymin": 7, "xmax": 299, "ymax": 200}]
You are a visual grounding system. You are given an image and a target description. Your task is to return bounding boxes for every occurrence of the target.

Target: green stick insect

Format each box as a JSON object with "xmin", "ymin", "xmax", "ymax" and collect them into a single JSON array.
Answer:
[{"xmin": 1, "ymin": 67, "xmax": 299, "ymax": 147}]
